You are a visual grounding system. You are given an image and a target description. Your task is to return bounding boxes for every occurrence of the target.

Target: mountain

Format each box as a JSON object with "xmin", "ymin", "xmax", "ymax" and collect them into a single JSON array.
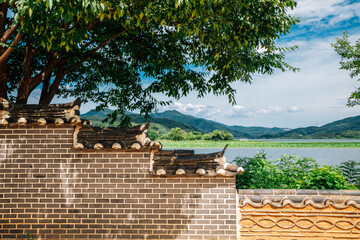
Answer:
[
  {"xmin": 81, "ymin": 109, "xmax": 360, "ymax": 139},
  {"xmin": 227, "ymin": 125, "xmax": 288, "ymax": 138},
  {"xmin": 81, "ymin": 109, "xmax": 288, "ymax": 138},
  {"xmin": 81, "ymin": 109, "xmax": 201, "ymax": 135},
  {"xmin": 152, "ymin": 110, "xmax": 286, "ymax": 138},
  {"xmin": 270, "ymin": 115, "xmax": 360, "ymax": 139}
]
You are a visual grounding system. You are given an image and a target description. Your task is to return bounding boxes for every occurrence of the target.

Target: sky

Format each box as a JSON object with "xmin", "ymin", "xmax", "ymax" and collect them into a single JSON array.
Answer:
[
  {"xmin": 157, "ymin": 0, "xmax": 360, "ymax": 128},
  {"xmin": 30, "ymin": 0, "xmax": 360, "ymax": 129}
]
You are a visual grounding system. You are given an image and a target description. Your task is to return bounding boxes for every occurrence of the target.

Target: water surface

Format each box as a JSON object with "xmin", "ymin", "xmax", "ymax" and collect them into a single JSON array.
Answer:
[{"xmin": 165, "ymin": 147, "xmax": 360, "ymax": 166}]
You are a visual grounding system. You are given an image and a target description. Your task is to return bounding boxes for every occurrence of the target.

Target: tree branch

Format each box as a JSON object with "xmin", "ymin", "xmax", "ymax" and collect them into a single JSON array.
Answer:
[
  {"xmin": 21, "ymin": 38, "xmax": 36, "ymax": 81},
  {"xmin": 0, "ymin": 29, "xmax": 23, "ymax": 64},
  {"xmin": 65, "ymin": 27, "xmax": 129, "ymax": 74},
  {"xmin": 40, "ymin": 60, "xmax": 52, "ymax": 101},
  {"xmin": 0, "ymin": 2, "xmax": 8, "ymax": 37},
  {"xmin": 31, "ymin": 51, "xmax": 59, "ymax": 89},
  {"xmin": 39, "ymin": 63, "xmax": 65, "ymax": 104},
  {"xmin": 0, "ymin": 20, "xmax": 21, "ymax": 43}
]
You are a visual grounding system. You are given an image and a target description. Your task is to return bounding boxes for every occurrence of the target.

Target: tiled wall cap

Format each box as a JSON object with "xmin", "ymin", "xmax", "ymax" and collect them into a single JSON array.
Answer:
[
  {"xmin": 238, "ymin": 193, "xmax": 360, "ymax": 209},
  {"xmin": 296, "ymin": 189, "xmax": 319, "ymax": 195},
  {"xmin": 240, "ymin": 197, "xmax": 253, "ymax": 206},
  {"xmin": 94, "ymin": 143, "xmax": 104, "ymax": 150},
  {"xmin": 274, "ymin": 189, "xmax": 296, "ymax": 195},
  {"xmin": 318, "ymin": 190, "xmax": 341, "ymax": 195},
  {"xmin": 341, "ymin": 190, "xmax": 360, "ymax": 196},
  {"xmin": 175, "ymin": 168, "xmax": 186, "ymax": 175},
  {"xmin": 323, "ymin": 198, "xmax": 336, "ymax": 206},
  {"xmin": 253, "ymin": 189, "xmax": 274, "ymax": 195},
  {"xmin": 112, "ymin": 143, "xmax": 122, "ymax": 149},
  {"xmin": 150, "ymin": 141, "xmax": 162, "ymax": 148},
  {"xmin": 131, "ymin": 142, "xmax": 142, "ymax": 150},
  {"xmin": 73, "ymin": 143, "xmax": 85, "ymax": 150},
  {"xmin": 196, "ymin": 168, "xmax": 206, "ymax": 176},
  {"xmin": 156, "ymin": 168, "xmax": 167, "ymax": 176},
  {"xmin": 302, "ymin": 197, "xmax": 315, "ymax": 205},
  {"xmin": 37, "ymin": 118, "xmax": 47, "ymax": 125},
  {"xmin": 0, "ymin": 118, "xmax": 8, "ymax": 125},
  {"xmin": 344, "ymin": 199, "xmax": 357, "ymax": 205},
  {"xmin": 17, "ymin": 117, "xmax": 27, "ymax": 124},
  {"xmin": 280, "ymin": 197, "xmax": 293, "ymax": 206},
  {"xmin": 261, "ymin": 197, "xmax": 273, "ymax": 205},
  {"xmin": 70, "ymin": 116, "xmax": 81, "ymax": 125},
  {"xmin": 0, "ymin": 97, "xmax": 9, "ymax": 108},
  {"xmin": 75, "ymin": 123, "xmax": 157, "ymax": 150},
  {"xmin": 151, "ymin": 145, "xmax": 244, "ymax": 177},
  {"xmin": 81, "ymin": 119, "xmax": 92, "ymax": 126},
  {"xmin": 237, "ymin": 189, "xmax": 254, "ymax": 195},
  {"xmin": 55, "ymin": 118, "xmax": 64, "ymax": 125},
  {"xmin": 0, "ymin": 98, "xmax": 82, "ymax": 125}
]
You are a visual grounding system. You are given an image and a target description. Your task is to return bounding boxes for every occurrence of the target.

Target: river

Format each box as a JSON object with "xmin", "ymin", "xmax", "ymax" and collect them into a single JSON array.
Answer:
[{"xmin": 165, "ymin": 139, "xmax": 360, "ymax": 166}]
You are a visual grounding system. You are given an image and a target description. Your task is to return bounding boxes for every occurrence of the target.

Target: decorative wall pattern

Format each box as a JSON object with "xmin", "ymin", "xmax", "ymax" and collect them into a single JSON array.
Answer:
[{"xmin": 238, "ymin": 189, "xmax": 360, "ymax": 240}]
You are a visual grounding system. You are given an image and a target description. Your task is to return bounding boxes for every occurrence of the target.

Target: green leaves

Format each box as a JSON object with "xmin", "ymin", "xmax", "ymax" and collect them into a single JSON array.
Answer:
[
  {"xmin": 235, "ymin": 152, "xmax": 357, "ymax": 190},
  {"xmin": 166, "ymin": 127, "xmax": 185, "ymax": 141},
  {"xmin": 333, "ymin": 31, "xmax": 360, "ymax": 107},
  {"xmin": 46, "ymin": 0, "xmax": 53, "ymax": 10},
  {"xmin": 297, "ymin": 166, "xmax": 356, "ymax": 190},
  {"xmin": 339, "ymin": 160, "xmax": 360, "ymax": 188},
  {"xmin": 5, "ymin": 0, "xmax": 299, "ymax": 120}
]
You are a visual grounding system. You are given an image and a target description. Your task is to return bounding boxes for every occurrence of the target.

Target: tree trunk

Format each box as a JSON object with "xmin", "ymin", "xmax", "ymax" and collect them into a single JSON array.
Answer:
[
  {"xmin": 0, "ymin": 61, "xmax": 7, "ymax": 99},
  {"xmin": 39, "ymin": 74, "xmax": 50, "ymax": 104},
  {"xmin": 0, "ymin": 3, "xmax": 8, "ymax": 35},
  {"xmin": 16, "ymin": 79, "xmax": 32, "ymax": 103},
  {"xmin": 39, "ymin": 65, "xmax": 65, "ymax": 105}
]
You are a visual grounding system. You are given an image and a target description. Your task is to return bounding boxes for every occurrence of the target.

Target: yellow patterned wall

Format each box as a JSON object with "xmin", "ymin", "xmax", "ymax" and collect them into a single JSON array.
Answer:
[{"xmin": 238, "ymin": 190, "xmax": 360, "ymax": 240}]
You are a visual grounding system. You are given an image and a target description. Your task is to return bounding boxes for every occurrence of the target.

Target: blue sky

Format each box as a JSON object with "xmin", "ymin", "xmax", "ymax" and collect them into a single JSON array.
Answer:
[
  {"xmin": 30, "ymin": 0, "xmax": 360, "ymax": 129},
  {"xmin": 158, "ymin": 0, "xmax": 360, "ymax": 128}
]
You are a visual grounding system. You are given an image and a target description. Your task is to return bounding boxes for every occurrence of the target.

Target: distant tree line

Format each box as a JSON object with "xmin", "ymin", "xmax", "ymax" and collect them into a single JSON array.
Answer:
[{"xmin": 148, "ymin": 128, "xmax": 234, "ymax": 141}]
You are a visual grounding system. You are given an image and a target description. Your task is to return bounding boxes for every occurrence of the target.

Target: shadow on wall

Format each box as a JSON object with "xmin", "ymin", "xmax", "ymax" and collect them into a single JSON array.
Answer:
[{"xmin": 0, "ymin": 134, "xmax": 237, "ymax": 239}]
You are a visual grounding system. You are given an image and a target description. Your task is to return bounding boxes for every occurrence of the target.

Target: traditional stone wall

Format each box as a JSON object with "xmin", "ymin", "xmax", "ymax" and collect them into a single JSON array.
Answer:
[
  {"xmin": 2, "ymin": 114, "xmax": 360, "ymax": 240},
  {"xmin": 0, "ymin": 125, "xmax": 237, "ymax": 240},
  {"xmin": 238, "ymin": 189, "xmax": 360, "ymax": 240}
]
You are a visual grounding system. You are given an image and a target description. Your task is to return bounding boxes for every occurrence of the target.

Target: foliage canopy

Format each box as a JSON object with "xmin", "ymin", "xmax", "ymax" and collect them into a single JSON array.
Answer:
[
  {"xmin": 235, "ymin": 151, "xmax": 358, "ymax": 190},
  {"xmin": 0, "ymin": 0, "xmax": 298, "ymax": 125},
  {"xmin": 333, "ymin": 32, "xmax": 360, "ymax": 107},
  {"xmin": 203, "ymin": 129, "xmax": 233, "ymax": 140},
  {"xmin": 166, "ymin": 127, "xmax": 185, "ymax": 141}
]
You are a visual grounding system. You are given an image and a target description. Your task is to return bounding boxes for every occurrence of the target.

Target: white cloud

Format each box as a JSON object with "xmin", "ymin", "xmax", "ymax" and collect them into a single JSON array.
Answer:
[
  {"xmin": 232, "ymin": 105, "xmax": 245, "ymax": 110},
  {"xmin": 291, "ymin": 0, "xmax": 360, "ymax": 26},
  {"xmin": 287, "ymin": 106, "xmax": 300, "ymax": 112},
  {"xmin": 257, "ymin": 106, "xmax": 284, "ymax": 114},
  {"xmin": 164, "ymin": 102, "xmax": 222, "ymax": 118},
  {"xmin": 172, "ymin": 102, "xmax": 209, "ymax": 114}
]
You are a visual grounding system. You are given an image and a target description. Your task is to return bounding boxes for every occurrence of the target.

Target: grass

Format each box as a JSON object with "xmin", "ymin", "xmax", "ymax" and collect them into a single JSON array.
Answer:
[{"xmin": 160, "ymin": 140, "xmax": 360, "ymax": 148}]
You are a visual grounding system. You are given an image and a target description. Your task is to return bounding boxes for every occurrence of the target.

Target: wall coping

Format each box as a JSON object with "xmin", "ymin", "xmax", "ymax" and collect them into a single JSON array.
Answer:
[{"xmin": 238, "ymin": 189, "xmax": 360, "ymax": 208}]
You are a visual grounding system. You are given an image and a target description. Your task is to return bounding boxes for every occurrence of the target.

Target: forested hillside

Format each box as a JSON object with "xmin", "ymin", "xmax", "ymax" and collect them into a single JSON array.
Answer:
[
  {"xmin": 268, "ymin": 115, "xmax": 360, "ymax": 139},
  {"xmin": 81, "ymin": 109, "xmax": 360, "ymax": 139}
]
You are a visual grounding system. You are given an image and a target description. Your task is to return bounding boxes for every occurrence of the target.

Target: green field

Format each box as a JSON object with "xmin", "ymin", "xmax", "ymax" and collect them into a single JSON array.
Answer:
[{"xmin": 160, "ymin": 140, "xmax": 360, "ymax": 148}]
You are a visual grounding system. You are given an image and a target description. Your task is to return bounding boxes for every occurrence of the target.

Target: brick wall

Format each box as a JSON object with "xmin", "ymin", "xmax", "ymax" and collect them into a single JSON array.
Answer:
[
  {"xmin": 238, "ymin": 189, "xmax": 360, "ymax": 240},
  {"xmin": 0, "ymin": 125, "xmax": 237, "ymax": 240}
]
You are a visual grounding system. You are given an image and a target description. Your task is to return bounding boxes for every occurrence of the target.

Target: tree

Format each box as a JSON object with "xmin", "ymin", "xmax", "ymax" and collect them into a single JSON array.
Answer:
[
  {"xmin": 333, "ymin": 32, "xmax": 360, "ymax": 107},
  {"xmin": 147, "ymin": 130, "xmax": 158, "ymax": 140},
  {"xmin": 166, "ymin": 127, "xmax": 184, "ymax": 141},
  {"xmin": 185, "ymin": 131, "xmax": 202, "ymax": 140},
  {"xmin": 202, "ymin": 129, "xmax": 233, "ymax": 140},
  {"xmin": 0, "ymin": 0, "xmax": 299, "ymax": 125}
]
